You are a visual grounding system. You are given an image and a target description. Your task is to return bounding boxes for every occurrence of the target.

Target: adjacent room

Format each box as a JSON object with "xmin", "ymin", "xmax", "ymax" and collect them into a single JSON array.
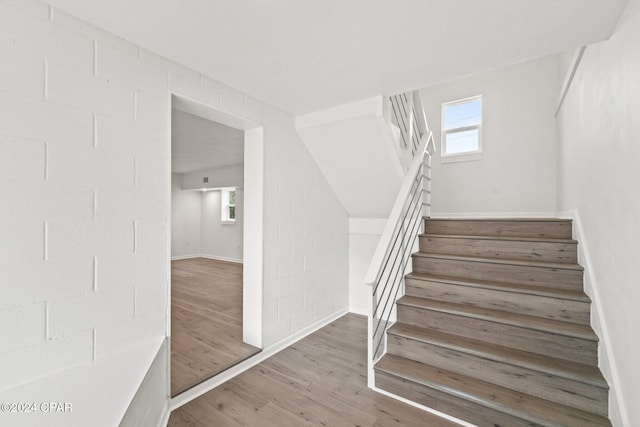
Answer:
[{"xmin": 170, "ymin": 97, "xmax": 260, "ymax": 397}]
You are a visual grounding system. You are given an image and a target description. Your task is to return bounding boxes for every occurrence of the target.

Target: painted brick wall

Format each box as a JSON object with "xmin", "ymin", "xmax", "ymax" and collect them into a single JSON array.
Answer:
[
  {"xmin": 0, "ymin": 0, "xmax": 349, "ymax": 423},
  {"xmin": 0, "ymin": 0, "xmax": 170, "ymax": 392}
]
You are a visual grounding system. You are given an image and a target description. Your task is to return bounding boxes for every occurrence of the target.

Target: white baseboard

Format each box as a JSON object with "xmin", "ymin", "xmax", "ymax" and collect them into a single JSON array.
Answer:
[
  {"xmin": 169, "ymin": 307, "xmax": 349, "ymax": 411},
  {"xmin": 349, "ymin": 306, "xmax": 368, "ymax": 316},
  {"xmin": 558, "ymin": 209, "xmax": 629, "ymax": 427},
  {"xmin": 170, "ymin": 254, "xmax": 243, "ymax": 263},
  {"xmin": 157, "ymin": 404, "xmax": 170, "ymax": 427},
  {"xmin": 199, "ymin": 254, "xmax": 243, "ymax": 264},
  {"xmin": 170, "ymin": 254, "xmax": 200, "ymax": 261},
  {"xmin": 429, "ymin": 211, "xmax": 561, "ymax": 219}
]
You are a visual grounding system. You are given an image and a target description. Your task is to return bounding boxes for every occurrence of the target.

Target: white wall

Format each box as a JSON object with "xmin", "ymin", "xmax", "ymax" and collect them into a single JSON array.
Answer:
[
  {"xmin": 557, "ymin": 0, "xmax": 640, "ymax": 424},
  {"xmin": 421, "ymin": 55, "xmax": 561, "ymax": 216},
  {"xmin": 348, "ymin": 219, "xmax": 387, "ymax": 315},
  {"xmin": 171, "ymin": 174, "xmax": 202, "ymax": 258},
  {"xmin": 296, "ymin": 97, "xmax": 403, "ymax": 218},
  {"xmin": 0, "ymin": 1, "xmax": 349, "ymax": 425},
  {"xmin": 119, "ymin": 340, "xmax": 168, "ymax": 427},
  {"xmin": 558, "ymin": 50, "xmax": 577, "ymax": 84},
  {"xmin": 182, "ymin": 164, "xmax": 244, "ymax": 190},
  {"xmin": 200, "ymin": 189, "xmax": 244, "ymax": 263},
  {"xmin": 171, "ymin": 172, "xmax": 244, "ymax": 262}
]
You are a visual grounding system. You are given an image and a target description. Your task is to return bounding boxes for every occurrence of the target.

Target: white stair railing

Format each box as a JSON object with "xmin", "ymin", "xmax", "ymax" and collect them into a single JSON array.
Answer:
[
  {"xmin": 388, "ymin": 90, "xmax": 430, "ymax": 172},
  {"xmin": 365, "ymin": 90, "xmax": 434, "ymax": 388}
]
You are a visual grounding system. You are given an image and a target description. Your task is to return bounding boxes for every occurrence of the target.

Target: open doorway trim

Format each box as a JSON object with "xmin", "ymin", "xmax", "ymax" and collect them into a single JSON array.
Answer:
[
  {"xmin": 241, "ymin": 126, "xmax": 263, "ymax": 347},
  {"xmin": 168, "ymin": 92, "xmax": 264, "ymax": 361}
]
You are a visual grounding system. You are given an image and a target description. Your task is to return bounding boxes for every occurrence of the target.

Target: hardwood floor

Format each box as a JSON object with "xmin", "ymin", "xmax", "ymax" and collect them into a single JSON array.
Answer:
[
  {"xmin": 168, "ymin": 314, "xmax": 458, "ymax": 427},
  {"xmin": 171, "ymin": 257, "xmax": 260, "ymax": 397}
]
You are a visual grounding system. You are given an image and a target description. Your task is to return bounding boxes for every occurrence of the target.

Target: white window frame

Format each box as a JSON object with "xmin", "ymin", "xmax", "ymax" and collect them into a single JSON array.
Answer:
[
  {"xmin": 441, "ymin": 95, "xmax": 483, "ymax": 163},
  {"xmin": 221, "ymin": 188, "xmax": 236, "ymax": 224}
]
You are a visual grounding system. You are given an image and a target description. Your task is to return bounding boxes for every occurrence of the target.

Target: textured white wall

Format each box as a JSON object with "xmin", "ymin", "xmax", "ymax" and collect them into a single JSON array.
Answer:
[
  {"xmin": 0, "ymin": 0, "xmax": 349, "ymax": 424},
  {"xmin": 200, "ymin": 189, "xmax": 244, "ymax": 263},
  {"xmin": 171, "ymin": 174, "xmax": 202, "ymax": 258},
  {"xmin": 0, "ymin": 0, "xmax": 170, "ymax": 388},
  {"xmin": 421, "ymin": 55, "xmax": 561, "ymax": 216},
  {"xmin": 262, "ymin": 136, "xmax": 349, "ymax": 345},
  {"xmin": 557, "ymin": 1, "xmax": 640, "ymax": 424},
  {"xmin": 0, "ymin": 3, "xmax": 170, "ymax": 424}
]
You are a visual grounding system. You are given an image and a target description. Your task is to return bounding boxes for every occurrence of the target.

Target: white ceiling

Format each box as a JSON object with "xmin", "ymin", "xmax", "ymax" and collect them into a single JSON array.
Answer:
[
  {"xmin": 171, "ymin": 108, "xmax": 244, "ymax": 174},
  {"xmin": 48, "ymin": 0, "xmax": 629, "ymax": 114}
]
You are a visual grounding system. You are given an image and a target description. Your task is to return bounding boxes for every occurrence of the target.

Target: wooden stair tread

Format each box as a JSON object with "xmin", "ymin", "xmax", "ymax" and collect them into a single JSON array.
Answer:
[
  {"xmin": 406, "ymin": 272, "xmax": 590, "ymax": 302},
  {"xmin": 425, "ymin": 218, "xmax": 572, "ymax": 222},
  {"xmin": 398, "ymin": 296, "xmax": 597, "ymax": 341},
  {"xmin": 387, "ymin": 322, "xmax": 607, "ymax": 388},
  {"xmin": 421, "ymin": 233, "xmax": 578, "ymax": 244},
  {"xmin": 375, "ymin": 354, "xmax": 611, "ymax": 427},
  {"xmin": 412, "ymin": 252, "xmax": 584, "ymax": 271}
]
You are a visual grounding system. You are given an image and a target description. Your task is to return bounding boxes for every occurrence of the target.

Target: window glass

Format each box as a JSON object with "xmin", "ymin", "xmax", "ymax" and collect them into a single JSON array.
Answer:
[
  {"xmin": 221, "ymin": 188, "xmax": 236, "ymax": 223},
  {"xmin": 444, "ymin": 99, "xmax": 482, "ymax": 131},
  {"xmin": 445, "ymin": 128, "xmax": 479, "ymax": 154},
  {"xmin": 442, "ymin": 96, "xmax": 482, "ymax": 159}
]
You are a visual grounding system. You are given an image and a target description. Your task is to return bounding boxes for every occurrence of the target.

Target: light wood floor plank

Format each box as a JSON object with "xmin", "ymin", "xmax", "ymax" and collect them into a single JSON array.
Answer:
[
  {"xmin": 171, "ymin": 258, "xmax": 260, "ymax": 397},
  {"xmin": 169, "ymin": 314, "xmax": 458, "ymax": 426}
]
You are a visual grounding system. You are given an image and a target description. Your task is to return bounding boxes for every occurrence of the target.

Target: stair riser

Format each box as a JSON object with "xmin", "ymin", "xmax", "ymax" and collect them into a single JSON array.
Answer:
[
  {"xmin": 405, "ymin": 278, "xmax": 591, "ymax": 325},
  {"xmin": 412, "ymin": 256, "xmax": 583, "ymax": 290},
  {"xmin": 376, "ymin": 370, "xmax": 608, "ymax": 427},
  {"xmin": 375, "ymin": 371, "xmax": 543, "ymax": 427},
  {"xmin": 419, "ymin": 235, "xmax": 577, "ymax": 264},
  {"xmin": 425, "ymin": 220, "xmax": 573, "ymax": 239},
  {"xmin": 398, "ymin": 305, "xmax": 598, "ymax": 365},
  {"xmin": 387, "ymin": 334, "xmax": 608, "ymax": 416}
]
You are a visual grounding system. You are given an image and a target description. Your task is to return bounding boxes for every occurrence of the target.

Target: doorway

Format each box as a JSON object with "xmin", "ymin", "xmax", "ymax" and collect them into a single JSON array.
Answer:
[{"xmin": 169, "ymin": 94, "xmax": 263, "ymax": 397}]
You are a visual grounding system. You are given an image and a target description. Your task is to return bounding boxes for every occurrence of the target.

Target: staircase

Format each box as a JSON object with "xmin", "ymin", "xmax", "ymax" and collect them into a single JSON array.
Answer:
[{"xmin": 373, "ymin": 218, "xmax": 611, "ymax": 427}]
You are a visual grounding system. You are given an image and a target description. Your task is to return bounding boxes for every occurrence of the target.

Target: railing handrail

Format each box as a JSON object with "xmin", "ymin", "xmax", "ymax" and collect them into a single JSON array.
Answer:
[
  {"xmin": 388, "ymin": 90, "xmax": 430, "ymax": 169},
  {"xmin": 412, "ymin": 90, "xmax": 429, "ymax": 137},
  {"xmin": 364, "ymin": 131, "xmax": 434, "ymax": 287},
  {"xmin": 366, "ymin": 89, "xmax": 434, "ymax": 388}
]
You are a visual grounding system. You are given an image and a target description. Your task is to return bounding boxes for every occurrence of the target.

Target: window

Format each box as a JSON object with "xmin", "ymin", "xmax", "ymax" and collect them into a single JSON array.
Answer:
[
  {"xmin": 441, "ymin": 96, "xmax": 482, "ymax": 162},
  {"xmin": 221, "ymin": 188, "xmax": 236, "ymax": 224}
]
